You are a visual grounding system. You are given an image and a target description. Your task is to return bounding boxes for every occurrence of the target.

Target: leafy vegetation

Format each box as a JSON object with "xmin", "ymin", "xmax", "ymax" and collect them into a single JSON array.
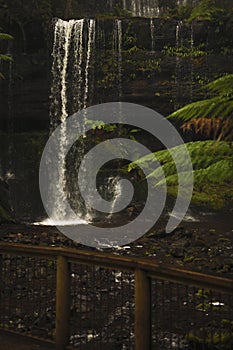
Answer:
[
  {"xmin": 188, "ymin": 0, "xmax": 226, "ymax": 21},
  {"xmin": 162, "ymin": 43, "xmax": 206, "ymax": 58},
  {"xmin": 168, "ymin": 74, "xmax": 233, "ymax": 141},
  {"xmin": 129, "ymin": 141, "xmax": 233, "ymax": 210},
  {"xmin": 0, "ymin": 31, "xmax": 13, "ymax": 79}
]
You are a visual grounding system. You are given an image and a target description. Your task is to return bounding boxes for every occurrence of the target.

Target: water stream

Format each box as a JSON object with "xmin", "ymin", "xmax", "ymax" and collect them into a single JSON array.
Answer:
[
  {"xmin": 40, "ymin": 18, "xmax": 125, "ymax": 226},
  {"xmin": 41, "ymin": 19, "xmax": 96, "ymax": 226},
  {"xmin": 114, "ymin": 19, "xmax": 123, "ymax": 99},
  {"xmin": 150, "ymin": 18, "xmax": 155, "ymax": 51},
  {"xmin": 122, "ymin": 0, "xmax": 160, "ymax": 17}
]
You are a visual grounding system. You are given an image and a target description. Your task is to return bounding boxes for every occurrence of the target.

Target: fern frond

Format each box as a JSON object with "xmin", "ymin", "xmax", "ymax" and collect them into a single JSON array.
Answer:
[
  {"xmin": 0, "ymin": 54, "xmax": 13, "ymax": 62},
  {"xmin": 0, "ymin": 33, "xmax": 13, "ymax": 41},
  {"xmin": 168, "ymin": 74, "xmax": 233, "ymax": 140},
  {"xmin": 206, "ymin": 74, "xmax": 233, "ymax": 96},
  {"xmin": 129, "ymin": 140, "xmax": 233, "ymax": 209},
  {"xmin": 168, "ymin": 96, "xmax": 229, "ymax": 121},
  {"xmin": 181, "ymin": 118, "xmax": 233, "ymax": 141}
]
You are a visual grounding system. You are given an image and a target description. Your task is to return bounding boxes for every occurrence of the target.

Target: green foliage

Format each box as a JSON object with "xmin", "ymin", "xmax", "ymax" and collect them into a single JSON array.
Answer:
[
  {"xmin": 187, "ymin": 330, "xmax": 233, "ymax": 350},
  {"xmin": 188, "ymin": 0, "xmax": 227, "ymax": 22},
  {"xmin": 169, "ymin": 96, "xmax": 233, "ymax": 122},
  {"xmin": 162, "ymin": 44, "xmax": 206, "ymax": 58},
  {"xmin": 164, "ymin": 3, "xmax": 193, "ymax": 21},
  {"xmin": 168, "ymin": 74, "xmax": 233, "ymax": 141},
  {"xmin": 207, "ymin": 74, "xmax": 233, "ymax": 96},
  {"xmin": 0, "ymin": 32, "xmax": 13, "ymax": 40},
  {"xmin": 85, "ymin": 120, "xmax": 140, "ymax": 145},
  {"xmin": 112, "ymin": 5, "xmax": 132, "ymax": 18},
  {"xmin": 128, "ymin": 141, "xmax": 233, "ymax": 210},
  {"xmin": 169, "ymin": 74, "xmax": 233, "ymax": 122},
  {"xmin": 97, "ymin": 18, "xmax": 162, "ymax": 91},
  {"xmin": 86, "ymin": 119, "xmax": 118, "ymax": 132},
  {"xmin": 0, "ymin": 31, "xmax": 13, "ymax": 79}
]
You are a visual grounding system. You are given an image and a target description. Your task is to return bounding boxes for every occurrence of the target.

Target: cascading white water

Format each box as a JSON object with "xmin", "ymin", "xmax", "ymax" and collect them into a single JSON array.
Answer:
[
  {"xmin": 150, "ymin": 18, "xmax": 155, "ymax": 51},
  {"xmin": 84, "ymin": 19, "xmax": 96, "ymax": 110},
  {"xmin": 189, "ymin": 23, "xmax": 194, "ymax": 102},
  {"xmin": 40, "ymin": 18, "xmax": 96, "ymax": 226},
  {"xmin": 174, "ymin": 20, "xmax": 194, "ymax": 109},
  {"xmin": 109, "ymin": 178, "xmax": 122, "ymax": 217},
  {"xmin": 50, "ymin": 19, "xmax": 73, "ymax": 222},
  {"xmin": 73, "ymin": 20, "xmax": 84, "ymax": 112},
  {"xmin": 174, "ymin": 20, "xmax": 183, "ymax": 110},
  {"xmin": 122, "ymin": 0, "xmax": 160, "ymax": 18},
  {"xmin": 123, "ymin": 0, "xmax": 198, "ymax": 17},
  {"xmin": 177, "ymin": 0, "xmax": 200, "ymax": 7},
  {"xmin": 114, "ymin": 19, "xmax": 123, "ymax": 99}
]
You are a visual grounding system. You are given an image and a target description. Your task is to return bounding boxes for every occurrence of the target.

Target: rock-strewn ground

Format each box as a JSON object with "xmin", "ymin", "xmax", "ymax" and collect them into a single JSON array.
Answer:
[{"xmin": 0, "ymin": 215, "xmax": 232, "ymax": 278}]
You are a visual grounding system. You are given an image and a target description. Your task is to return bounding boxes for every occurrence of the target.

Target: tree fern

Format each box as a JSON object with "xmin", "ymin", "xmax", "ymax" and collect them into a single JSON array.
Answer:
[
  {"xmin": 128, "ymin": 141, "xmax": 233, "ymax": 209},
  {"xmin": 168, "ymin": 74, "xmax": 233, "ymax": 140},
  {"xmin": 0, "ymin": 32, "xmax": 13, "ymax": 79}
]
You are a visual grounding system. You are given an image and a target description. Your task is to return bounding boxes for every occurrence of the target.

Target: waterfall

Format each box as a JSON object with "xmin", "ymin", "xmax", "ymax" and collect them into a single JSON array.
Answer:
[
  {"xmin": 189, "ymin": 24, "xmax": 194, "ymax": 102},
  {"xmin": 106, "ymin": 177, "xmax": 123, "ymax": 220},
  {"xmin": 150, "ymin": 18, "xmax": 155, "ymax": 51},
  {"xmin": 123, "ymin": 0, "xmax": 198, "ymax": 17},
  {"xmin": 84, "ymin": 19, "xmax": 96, "ymax": 110},
  {"xmin": 114, "ymin": 19, "xmax": 123, "ymax": 100},
  {"xmin": 177, "ymin": 0, "xmax": 187, "ymax": 5},
  {"xmin": 174, "ymin": 20, "xmax": 183, "ymax": 110},
  {"xmin": 73, "ymin": 20, "xmax": 84, "ymax": 112},
  {"xmin": 50, "ymin": 18, "xmax": 95, "ymax": 126},
  {"xmin": 6, "ymin": 48, "xmax": 14, "ymax": 215},
  {"xmin": 42, "ymin": 18, "xmax": 96, "ymax": 225},
  {"xmin": 174, "ymin": 20, "xmax": 195, "ymax": 109},
  {"xmin": 177, "ymin": 0, "xmax": 200, "ymax": 6},
  {"xmin": 122, "ymin": 0, "xmax": 160, "ymax": 18}
]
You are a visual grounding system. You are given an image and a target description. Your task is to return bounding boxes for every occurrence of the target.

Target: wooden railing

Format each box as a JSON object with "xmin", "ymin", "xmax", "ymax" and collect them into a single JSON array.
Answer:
[{"xmin": 0, "ymin": 242, "xmax": 233, "ymax": 350}]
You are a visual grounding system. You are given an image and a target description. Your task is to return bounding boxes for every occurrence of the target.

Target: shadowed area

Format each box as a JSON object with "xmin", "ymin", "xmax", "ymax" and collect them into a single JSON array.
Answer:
[{"xmin": 0, "ymin": 331, "xmax": 54, "ymax": 350}]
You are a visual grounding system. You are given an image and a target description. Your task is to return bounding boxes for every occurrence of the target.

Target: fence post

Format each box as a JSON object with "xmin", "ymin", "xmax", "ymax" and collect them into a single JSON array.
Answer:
[
  {"xmin": 56, "ymin": 255, "xmax": 70, "ymax": 350},
  {"xmin": 135, "ymin": 268, "xmax": 152, "ymax": 350}
]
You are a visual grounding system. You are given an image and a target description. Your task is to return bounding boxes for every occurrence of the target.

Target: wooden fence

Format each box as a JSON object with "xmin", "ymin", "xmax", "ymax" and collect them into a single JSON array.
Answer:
[{"xmin": 0, "ymin": 242, "xmax": 232, "ymax": 350}]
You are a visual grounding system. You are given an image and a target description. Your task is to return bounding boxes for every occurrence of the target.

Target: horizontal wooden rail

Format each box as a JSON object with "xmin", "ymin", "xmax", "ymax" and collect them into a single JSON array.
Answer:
[
  {"xmin": 0, "ymin": 242, "xmax": 233, "ymax": 294},
  {"xmin": 0, "ymin": 241, "xmax": 233, "ymax": 350}
]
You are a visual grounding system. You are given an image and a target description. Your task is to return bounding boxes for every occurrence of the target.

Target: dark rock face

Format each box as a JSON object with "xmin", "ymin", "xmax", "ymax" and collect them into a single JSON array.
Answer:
[
  {"xmin": 0, "ymin": 19, "xmax": 50, "ymax": 131},
  {"xmin": 0, "ymin": 18, "xmax": 232, "ymax": 132}
]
